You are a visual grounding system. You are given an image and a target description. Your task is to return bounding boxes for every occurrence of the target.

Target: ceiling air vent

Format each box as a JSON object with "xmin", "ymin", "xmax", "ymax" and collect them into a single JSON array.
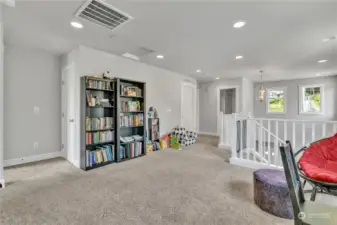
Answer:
[{"xmin": 75, "ymin": 0, "xmax": 133, "ymax": 31}]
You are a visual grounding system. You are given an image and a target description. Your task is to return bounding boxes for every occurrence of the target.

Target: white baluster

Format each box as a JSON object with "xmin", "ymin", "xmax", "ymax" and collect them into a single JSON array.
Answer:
[
  {"xmin": 334, "ymin": 124, "xmax": 337, "ymax": 134},
  {"xmin": 302, "ymin": 123, "xmax": 306, "ymax": 146},
  {"xmin": 284, "ymin": 121, "xmax": 287, "ymax": 141},
  {"xmin": 267, "ymin": 120, "xmax": 271, "ymax": 165},
  {"xmin": 240, "ymin": 120, "xmax": 243, "ymax": 159},
  {"xmin": 259, "ymin": 119, "xmax": 263, "ymax": 159},
  {"xmin": 322, "ymin": 123, "xmax": 326, "ymax": 138},
  {"xmin": 275, "ymin": 121, "xmax": 279, "ymax": 166},
  {"xmin": 312, "ymin": 123, "xmax": 315, "ymax": 142},
  {"xmin": 253, "ymin": 120, "xmax": 256, "ymax": 162},
  {"xmin": 219, "ymin": 112, "xmax": 224, "ymax": 145},
  {"xmin": 293, "ymin": 122, "xmax": 296, "ymax": 151},
  {"xmin": 231, "ymin": 114, "xmax": 237, "ymax": 159}
]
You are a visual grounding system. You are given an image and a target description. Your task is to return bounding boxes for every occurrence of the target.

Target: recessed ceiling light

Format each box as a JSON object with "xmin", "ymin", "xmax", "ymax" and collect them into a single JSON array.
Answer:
[
  {"xmin": 318, "ymin": 59, "xmax": 328, "ymax": 63},
  {"xmin": 156, "ymin": 55, "xmax": 164, "ymax": 59},
  {"xmin": 236, "ymin": 55, "xmax": 243, "ymax": 59},
  {"xmin": 71, "ymin": 21, "xmax": 83, "ymax": 29},
  {"xmin": 233, "ymin": 21, "xmax": 246, "ymax": 29},
  {"xmin": 215, "ymin": 77, "xmax": 220, "ymax": 80},
  {"xmin": 196, "ymin": 69, "xmax": 202, "ymax": 73}
]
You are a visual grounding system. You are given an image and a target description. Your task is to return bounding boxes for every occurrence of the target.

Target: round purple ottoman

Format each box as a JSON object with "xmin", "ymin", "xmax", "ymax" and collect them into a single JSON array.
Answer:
[{"xmin": 254, "ymin": 169, "xmax": 294, "ymax": 219}]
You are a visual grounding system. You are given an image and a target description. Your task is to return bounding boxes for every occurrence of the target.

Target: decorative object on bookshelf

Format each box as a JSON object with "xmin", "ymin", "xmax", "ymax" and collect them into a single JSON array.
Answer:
[
  {"xmin": 102, "ymin": 70, "xmax": 113, "ymax": 79},
  {"xmin": 148, "ymin": 106, "xmax": 158, "ymax": 119}
]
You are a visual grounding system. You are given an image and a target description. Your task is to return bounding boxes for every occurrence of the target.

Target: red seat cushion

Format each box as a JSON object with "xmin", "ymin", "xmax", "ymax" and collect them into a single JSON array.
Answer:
[{"xmin": 299, "ymin": 133, "xmax": 337, "ymax": 183}]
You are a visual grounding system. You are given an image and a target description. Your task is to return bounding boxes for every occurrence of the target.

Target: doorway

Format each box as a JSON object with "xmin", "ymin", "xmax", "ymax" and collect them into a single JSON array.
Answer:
[
  {"xmin": 61, "ymin": 64, "xmax": 78, "ymax": 167},
  {"xmin": 220, "ymin": 88, "xmax": 236, "ymax": 115},
  {"xmin": 181, "ymin": 82, "xmax": 197, "ymax": 131}
]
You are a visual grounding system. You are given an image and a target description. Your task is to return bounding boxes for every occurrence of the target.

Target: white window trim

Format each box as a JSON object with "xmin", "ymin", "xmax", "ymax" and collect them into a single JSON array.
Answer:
[
  {"xmin": 266, "ymin": 87, "xmax": 287, "ymax": 114},
  {"xmin": 299, "ymin": 84, "xmax": 324, "ymax": 115}
]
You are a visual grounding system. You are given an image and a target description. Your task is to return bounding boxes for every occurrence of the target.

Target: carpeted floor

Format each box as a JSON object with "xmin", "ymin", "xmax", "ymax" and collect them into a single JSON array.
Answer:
[{"xmin": 0, "ymin": 136, "xmax": 292, "ymax": 225}]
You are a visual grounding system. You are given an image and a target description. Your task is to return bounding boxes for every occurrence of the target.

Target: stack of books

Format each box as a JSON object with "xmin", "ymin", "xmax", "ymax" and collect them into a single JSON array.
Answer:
[
  {"xmin": 121, "ymin": 100, "xmax": 141, "ymax": 112},
  {"xmin": 86, "ymin": 117, "xmax": 113, "ymax": 131},
  {"xmin": 120, "ymin": 84, "xmax": 142, "ymax": 97},
  {"xmin": 120, "ymin": 142, "xmax": 143, "ymax": 159},
  {"xmin": 86, "ymin": 145, "xmax": 114, "ymax": 167},
  {"xmin": 87, "ymin": 80, "xmax": 112, "ymax": 90},
  {"xmin": 86, "ymin": 131, "xmax": 114, "ymax": 144},
  {"xmin": 120, "ymin": 114, "xmax": 144, "ymax": 127}
]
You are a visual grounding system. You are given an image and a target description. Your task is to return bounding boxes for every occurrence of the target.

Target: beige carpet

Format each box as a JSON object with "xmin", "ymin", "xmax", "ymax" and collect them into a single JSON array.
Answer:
[{"xmin": 0, "ymin": 137, "xmax": 292, "ymax": 225}]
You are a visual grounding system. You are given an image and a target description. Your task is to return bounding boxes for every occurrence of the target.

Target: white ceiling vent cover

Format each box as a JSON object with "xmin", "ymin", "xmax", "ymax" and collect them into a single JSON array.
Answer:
[{"xmin": 75, "ymin": 0, "xmax": 133, "ymax": 31}]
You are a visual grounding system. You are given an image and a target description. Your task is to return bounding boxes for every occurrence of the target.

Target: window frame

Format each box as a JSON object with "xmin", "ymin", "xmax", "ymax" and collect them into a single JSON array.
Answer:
[
  {"xmin": 266, "ymin": 87, "xmax": 287, "ymax": 114},
  {"xmin": 298, "ymin": 84, "xmax": 324, "ymax": 115}
]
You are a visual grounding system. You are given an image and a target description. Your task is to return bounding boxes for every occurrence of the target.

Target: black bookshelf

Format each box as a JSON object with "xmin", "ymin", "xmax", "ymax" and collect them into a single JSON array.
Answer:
[
  {"xmin": 80, "ymin": 76, "xmax": 116, "ymax": 171},
  {"xmin": 116, "ymin": 78, "xmax": 146, "ymax": 162}
]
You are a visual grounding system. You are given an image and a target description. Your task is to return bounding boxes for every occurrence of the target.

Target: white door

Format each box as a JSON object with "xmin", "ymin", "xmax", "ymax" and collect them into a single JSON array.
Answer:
[
  {"xmin": 62, "ymin": 64, "xmax": 77, "ymax": 165},
  {"xmin": 181, "ymin": 83, "xmax": 197, "ymax": 131}
]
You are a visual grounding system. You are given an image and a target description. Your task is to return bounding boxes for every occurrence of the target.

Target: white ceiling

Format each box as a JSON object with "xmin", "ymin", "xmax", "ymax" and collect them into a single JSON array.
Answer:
[{"xmin": 3, "ymin": 0, "xmax": 337, "ymax": 81}]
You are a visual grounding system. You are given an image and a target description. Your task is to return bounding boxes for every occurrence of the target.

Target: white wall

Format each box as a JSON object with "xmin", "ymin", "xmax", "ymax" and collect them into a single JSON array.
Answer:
[
  {"xmin": 4, "ymin": 46, "xmax": 62, "ymax": 160},
  {"xmin": 242, "ymin": 77, "xmax": 254, "ymax": 115},
  {"xmin": 0, "ymin": 5, "xmax": 4, "ymax": 184},
  {"xmin": 62, "ymin": 46, "xmax": 196, "ymax": 168},
  {"xmin": 254, "ymin": 76, "xmax": 337, "ymax": 121}
]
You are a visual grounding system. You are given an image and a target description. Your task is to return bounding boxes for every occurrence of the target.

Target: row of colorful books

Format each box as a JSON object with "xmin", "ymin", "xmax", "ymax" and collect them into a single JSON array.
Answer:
[
  {"xmin": 86, "ymin": 145, "xmax": 114, "ymax": 167},
  {"xmin": 87, "ymin": 80, "xmax": 112, "ymax": 90},
  {"xmin": 120, "ymin": 142, "xmax": 143, "ymax": 159},
  {"xmin": 86, "ymin": 117, "xmax": 113, "ymax": 131},
  {"xmin": 121, "ymin": 101, "xmax": 141, "ymax": 112},
  {"xmin": 86, "ymin": 131, "xmax": 114, "ymax": 145},
  {"xmin": 120, "ymin": 114, "xmax": 144, "ymax": 127}
]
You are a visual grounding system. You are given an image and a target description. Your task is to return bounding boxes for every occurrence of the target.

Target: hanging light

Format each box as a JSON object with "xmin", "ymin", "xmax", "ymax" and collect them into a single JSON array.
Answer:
[{"xmin": 259, "ymin": 70, "xmax": 265, "ymax": 102}]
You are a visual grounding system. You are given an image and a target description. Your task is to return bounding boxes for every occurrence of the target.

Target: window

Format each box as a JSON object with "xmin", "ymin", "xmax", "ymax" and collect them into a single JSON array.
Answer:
[
  {"xmin": 266, "ymin": 87, "xmax": 286, "ymax": 113},
  {"xmin": 299, "ymin": 84, "xmax": 324, "ymax": 114}
]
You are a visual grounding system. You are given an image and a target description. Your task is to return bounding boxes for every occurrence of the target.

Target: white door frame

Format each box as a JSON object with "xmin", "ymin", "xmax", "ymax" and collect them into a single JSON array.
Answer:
[
  {"xmin": 181, "ymin": 82, "xmax": 197, "ymax": 131},
  {"xmin": 216, "ymin": 85, "xmax": 240, "ymax": 135}
]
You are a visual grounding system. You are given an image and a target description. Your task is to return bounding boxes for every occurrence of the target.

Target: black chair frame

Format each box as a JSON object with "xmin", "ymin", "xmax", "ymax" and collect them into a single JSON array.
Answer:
[{"xmin": 294, "ymin": 138, "xmax": 337, "ymax": 201}]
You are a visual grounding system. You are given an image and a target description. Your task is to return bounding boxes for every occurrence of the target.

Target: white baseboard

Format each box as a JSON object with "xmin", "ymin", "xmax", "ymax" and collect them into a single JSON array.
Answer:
[
  {"xmin": 4, "ymin": 151, "xmax": 64, "ymax": 167},
  {"xmin": 198, "ymin": 131, "xmax": 219, "ymax": 137},
  {"xmin": 229, "ymin": 157, "xmax": 283, "ymax": 171},
  {"xmin": 218, "ymin": 143, "xmax": 231, "ymax": 149}
]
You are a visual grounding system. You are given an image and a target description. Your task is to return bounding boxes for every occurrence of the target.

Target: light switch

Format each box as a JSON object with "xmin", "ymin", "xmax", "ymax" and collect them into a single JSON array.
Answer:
[{"xmin": 34, "ymin": 106, "xmax": 40, "ymax": 115}]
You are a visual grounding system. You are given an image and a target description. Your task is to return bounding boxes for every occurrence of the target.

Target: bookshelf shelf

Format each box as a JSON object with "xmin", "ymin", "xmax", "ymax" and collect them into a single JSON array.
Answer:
[
  {"xmin": 120, "ymin": 95, "xmax": 143, "ymax": 99},
  {"xmin": 116, "ymin": 78, "xmax": 146, "ymax": 163},
  {"xmin": 86, "ymin": 141, "xmax": 115, "ymax": 147},
  {"xmin": 120, "ymin": 111, "xmax": 144, "ymax": 114},
  {"xmin": 81, "ymin": 76, "xmax": 117, "ymax": 171},
  {"xmin": 119, "ymin": 154, "xmax": 146, "ymax": 162},
  {"xmin": 86, "ymin": 128, "xmax": 114, "ymax": 132},
  {"xmin": 86, "ymin": 88, "xmax": 114, "ymax": 92},
  {"xmin": 120, "ymin": 125, "xmax": 144, "ymax": 128},
  {"xmin": 120, "ymin": 140, "xmax": 144, "ymax": 144},
  {"xmin": 86, "ymin": 161, "xmax": 114, "ymax": 171},
  {"xmin": 87, "ymin": 106, "xmax": 114, "ymax": 108}
]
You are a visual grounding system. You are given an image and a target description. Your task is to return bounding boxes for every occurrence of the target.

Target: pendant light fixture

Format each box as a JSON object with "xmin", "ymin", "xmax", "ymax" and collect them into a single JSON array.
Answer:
[{"xmin": 259, "ymin": 70, "xmax": 265, "ymax": 102}]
